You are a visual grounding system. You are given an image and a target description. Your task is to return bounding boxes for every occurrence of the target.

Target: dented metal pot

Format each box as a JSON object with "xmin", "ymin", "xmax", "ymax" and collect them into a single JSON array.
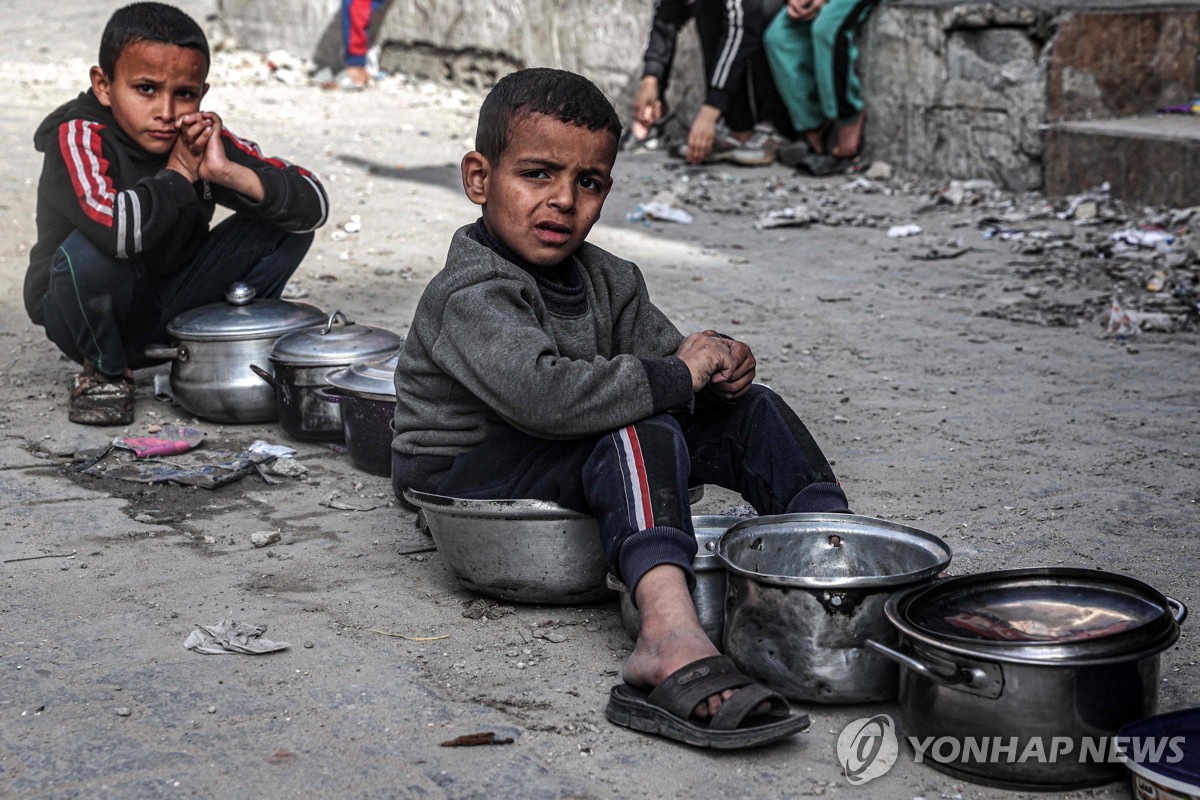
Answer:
[{"xmin": 717, "ymin": 513, "xmax": 952, "ymax": 704}]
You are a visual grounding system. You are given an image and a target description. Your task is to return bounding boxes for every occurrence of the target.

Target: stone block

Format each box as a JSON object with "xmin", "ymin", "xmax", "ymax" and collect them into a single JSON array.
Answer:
[{"xmin": 1045, "ymin": 115, "xmax": 1200, "ymax": 206}]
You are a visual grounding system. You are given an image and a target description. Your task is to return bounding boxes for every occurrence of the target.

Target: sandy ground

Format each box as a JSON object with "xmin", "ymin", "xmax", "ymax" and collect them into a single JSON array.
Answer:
[{"xmin": 1, "ymin": 1, "xmax": 1198, "ymax": 798}]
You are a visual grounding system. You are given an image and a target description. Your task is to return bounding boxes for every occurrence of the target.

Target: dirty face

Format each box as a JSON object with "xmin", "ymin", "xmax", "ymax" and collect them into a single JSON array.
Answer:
[
  {"xmin": 91, "ymin": 41, "xmax": 209, "ymax": 155},
  {"xmin": 463, "ymin": 113, "xmax": 616, "ymax": 268}
]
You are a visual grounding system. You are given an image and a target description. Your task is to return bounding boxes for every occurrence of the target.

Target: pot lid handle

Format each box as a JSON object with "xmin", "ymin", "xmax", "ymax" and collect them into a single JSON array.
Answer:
[
  {"xmin": 226, "ymin": 283, "xmax": 256, "ymax": 305},
  {"xmin": 321, "ymin": 309, "xmax": 354, "ymax": 335}
]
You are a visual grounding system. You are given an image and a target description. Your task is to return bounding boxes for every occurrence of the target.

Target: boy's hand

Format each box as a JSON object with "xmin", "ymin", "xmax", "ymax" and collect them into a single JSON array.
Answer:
[
  {"xmin": 166, "ymin": 113, "xmax": 214, "ymax": 183},
  {"xmin": 675, "ymin": 332, "xmax": 736, "ymax": 392},
  {"xmin": 687, "ymin": 105, "xmax": 721, "ymax": 165},
  {"xmin": 178, "ymin": 112, "xmax": 265, "ymax": 202},
  {"xmin": 787, "ymin": 0, "xmax": 825, "ymax": 21},
  {"xmin": 703, "ymin": 330, "xmax": 756, "ymax": 400}
]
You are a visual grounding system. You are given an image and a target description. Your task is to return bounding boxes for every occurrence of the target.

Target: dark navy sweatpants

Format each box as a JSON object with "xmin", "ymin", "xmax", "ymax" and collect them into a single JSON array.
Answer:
[
  {"xmin": 40, "ymin": 215, "xmax": 312, "ymax": 376},
  {"xmin": 401, "ymin": 385, "xmax": 848, "ymax": 598}
]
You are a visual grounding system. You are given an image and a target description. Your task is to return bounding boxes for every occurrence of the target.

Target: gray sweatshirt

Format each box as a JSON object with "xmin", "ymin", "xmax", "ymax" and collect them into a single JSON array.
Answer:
[{"xmin": 391, "ymin": 225, "xmax": 694, "ymax": 457}]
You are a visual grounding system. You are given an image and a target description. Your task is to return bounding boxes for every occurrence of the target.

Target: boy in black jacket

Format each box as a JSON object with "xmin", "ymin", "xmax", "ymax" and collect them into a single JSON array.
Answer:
[{"xmin": 24, "ymin": 2, "xmax": 328, "ymax": 425}]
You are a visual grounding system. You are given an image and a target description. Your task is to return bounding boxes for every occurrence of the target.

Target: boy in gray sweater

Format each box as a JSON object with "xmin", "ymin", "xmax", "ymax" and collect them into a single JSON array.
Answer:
[{"xmin": 392, "ymin": 68, "xmax": 848, "ymax": 749}]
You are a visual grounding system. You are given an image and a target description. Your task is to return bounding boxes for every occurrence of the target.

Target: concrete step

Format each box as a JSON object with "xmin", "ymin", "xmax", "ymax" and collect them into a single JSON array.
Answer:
[{"xmin": 1045, "ymin": 114, "xmax": 1200, "ymax": 206}]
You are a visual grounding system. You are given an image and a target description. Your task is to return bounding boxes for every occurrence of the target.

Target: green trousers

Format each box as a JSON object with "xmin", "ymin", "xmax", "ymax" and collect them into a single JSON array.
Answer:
[{"xmin": 763, "ymin": 0, "xmax": 880, "ymax": 132}]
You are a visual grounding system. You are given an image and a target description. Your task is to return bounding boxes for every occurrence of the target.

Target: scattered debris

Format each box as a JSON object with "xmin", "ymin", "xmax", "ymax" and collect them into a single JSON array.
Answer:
[
  {"xmin": 440, "ymin": 732, "xmax": 515, "ymax": 747},
  {"xmin": 365, "ymin": 629, "xmax": 450, "ymax": 641},
  {"xmin": 754, "ymin": 206, "xmax": 815, "ymax": 231},
  {"xmin": 3, "ymin": 550, "xmax": 77, "ymax": 564},
  {"xmin": 461, "ymin": 598, "xmax": 513, "ymax": 620},
  {"xmin": 887, "ymin": 224, "xmax": 922, "ymax": 238},
  {"xmin": 183, "ymin": 619, "xmax": 290, "ymax": 655},
  {"xmin": 626, "ymin": 201, "xmax": 694, "ymax": 225},
  {"xmin": 114, "ymin": 425, "xmax": 204, "ymax": 458},
  {"xmin": 320, "ymin": 492, "xmax": 378, "ymax": 512}
]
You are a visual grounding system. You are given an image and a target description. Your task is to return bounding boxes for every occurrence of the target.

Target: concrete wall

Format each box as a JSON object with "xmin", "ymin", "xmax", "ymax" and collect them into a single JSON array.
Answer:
[{"xmin": 216, "ymin": 0, "xmax": 1200, "ymax": 191}]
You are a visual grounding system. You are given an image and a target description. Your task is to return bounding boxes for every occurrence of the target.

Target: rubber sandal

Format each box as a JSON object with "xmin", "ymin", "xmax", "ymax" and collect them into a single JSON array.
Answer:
[{"xmin": 605, "ymin": 655, "xmax": 810, "ymax": 749}]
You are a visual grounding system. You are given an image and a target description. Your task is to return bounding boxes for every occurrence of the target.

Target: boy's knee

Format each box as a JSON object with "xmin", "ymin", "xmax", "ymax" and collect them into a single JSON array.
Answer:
[{"xmin": 51, "ymin": 232, "xmax": 124, "ymax": 291}]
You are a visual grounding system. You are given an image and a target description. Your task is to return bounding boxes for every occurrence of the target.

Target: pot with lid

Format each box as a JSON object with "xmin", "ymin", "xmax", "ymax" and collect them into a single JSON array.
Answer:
[
  {"xmin": 250, "ymin": 310, "xmax": 401, "ymax": 441},
  {"xmin": 145, "ymin": 284, "xmax": 325, "ymax": 423},
  {"xmin": 319, "ymin": 352, "xmax": 399, "ymax": 475},
  {"xmin": 867, "ymin": 567, "xmax": 1188, "ymax": 791}
]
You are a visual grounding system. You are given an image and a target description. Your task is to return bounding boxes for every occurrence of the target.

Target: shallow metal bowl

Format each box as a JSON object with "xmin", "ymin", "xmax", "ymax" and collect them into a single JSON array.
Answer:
[{"xmin": 403, "ymin": 487, "xmax": 704, "ymax": 605}]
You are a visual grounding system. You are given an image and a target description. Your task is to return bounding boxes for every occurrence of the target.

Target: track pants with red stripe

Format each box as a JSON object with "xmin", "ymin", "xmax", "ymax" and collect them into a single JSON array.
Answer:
[
  {"xmin": 399, "ymin": 384, "xmax": 848, "ymax": 598},
  {"xmin": 40, "ymin": 215, "xmax": 312, "ymax": 376},
  {"xmin": 342, "ymin": 0, "xmax": 384, "ymax": 67}
]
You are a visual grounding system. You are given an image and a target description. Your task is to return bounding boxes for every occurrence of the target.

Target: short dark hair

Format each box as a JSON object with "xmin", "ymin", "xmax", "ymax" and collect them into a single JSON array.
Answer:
[
  {"xmin": 475, "ymin": 68, "xmax": 622, "ymax": 162},
  {"xmin": 99, "ymin": 3, "xmax": 210, "ymax": 78}
]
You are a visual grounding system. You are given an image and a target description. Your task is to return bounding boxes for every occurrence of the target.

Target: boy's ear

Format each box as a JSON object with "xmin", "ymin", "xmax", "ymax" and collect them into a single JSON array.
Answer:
[
  {"xmin": 90, "ymin": 66, "xmax": 112, "ymax": 107},
  {"xmin": 460, "ymin": 151, "xmax": 490, "ymax": 207}
]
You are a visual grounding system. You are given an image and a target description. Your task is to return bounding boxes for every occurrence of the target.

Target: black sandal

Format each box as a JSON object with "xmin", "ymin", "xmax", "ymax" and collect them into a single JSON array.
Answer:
[{"xmin": 605, "ymin": 655, "xmax": 809, "ymax": 749}]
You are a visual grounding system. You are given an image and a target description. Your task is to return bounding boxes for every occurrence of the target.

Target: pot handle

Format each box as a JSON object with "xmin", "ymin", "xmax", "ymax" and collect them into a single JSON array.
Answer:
[
  {"xmin": 248, "ymin": 364, "xmax": 290, "ymax": 403},
  {"xmin": 316, "ymin": 387, "xmax": 349, "ymax": 405},
  {"xmin": 866, "ymin": 639, "xmax": 1003, "ymax": 699},
  {"xmin": 321, "ymin": 310, "xmax": 352, "ymax": 334},
  {"xmin": 1166, "ymin": 596, "xmax": 1188, "ymax": 626},
  {"xmin": 145, "ymin": 344, "xmax": 185, "ymax": 361}
]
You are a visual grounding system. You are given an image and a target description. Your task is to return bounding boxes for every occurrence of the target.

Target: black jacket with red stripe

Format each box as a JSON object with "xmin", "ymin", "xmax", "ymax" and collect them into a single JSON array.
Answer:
[{"xmin": 23, "ymin": 89, "xmax": 328, "ymax": 325}]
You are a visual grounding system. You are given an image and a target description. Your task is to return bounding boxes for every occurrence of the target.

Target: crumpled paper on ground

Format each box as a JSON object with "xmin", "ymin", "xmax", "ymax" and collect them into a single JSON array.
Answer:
[
  {"xmin": 183, "ymin": 618, "xmax": 290, "ymax": 655},
  {"xmin": 114, "ymin": 425, "xmax": 204, "ymax": 458}
]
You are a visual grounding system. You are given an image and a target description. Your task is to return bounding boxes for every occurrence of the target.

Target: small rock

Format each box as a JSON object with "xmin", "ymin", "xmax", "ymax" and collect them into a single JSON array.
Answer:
[
  {"xmin": 116, "ymin": 707, "xmax": 131, "ymax": 717},
  {"xmin": 546, "ymin": 632, "xmax": 567, "ymax": 644},
  {"xmin": 304, "ymin": 641, "xmax": 314, "ymax": 649},
  {"xmin": 863, "ymin": 160, "xmax": 892, "ymax": 181},
  {"xmin": 206, "ymin": 706, "xmax": 217, "ymax": 714},
  {"xmin": 251, "ymin": 531, "xmax": 282, "ymax": 548}
]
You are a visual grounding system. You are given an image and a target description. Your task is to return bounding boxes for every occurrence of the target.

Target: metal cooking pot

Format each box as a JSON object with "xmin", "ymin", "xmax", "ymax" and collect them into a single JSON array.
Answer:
[
  {"xmin": 144, "ymin": 284, "xmax": 325, "ymax": 423},
  {"xmin": 867, "ymin": 567, "xmax": 1188, "ymax": 791},
  {"xmin": 717, "ymin": 513, "xmax": 952, "ymax": 704},
  {"xmin": 250, "ymin": 311, "xmax": 401, "ymax": 442},
  {"xmin": 607, "ymin": 515, "xmax": 739, "ymax": 647},
  {"xmin": 319, "ymin": 353, "xmax": 398, "ymax": 475}
]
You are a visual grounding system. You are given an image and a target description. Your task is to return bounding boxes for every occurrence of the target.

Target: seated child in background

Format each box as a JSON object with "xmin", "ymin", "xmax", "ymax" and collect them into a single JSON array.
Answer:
[
  {"xmin": 23, "ymin": 2, "xmax": 328, "ymax": 425},
  {"xmin": 391, "ymin": 67, "xmax": 849, "ymax": 749}
]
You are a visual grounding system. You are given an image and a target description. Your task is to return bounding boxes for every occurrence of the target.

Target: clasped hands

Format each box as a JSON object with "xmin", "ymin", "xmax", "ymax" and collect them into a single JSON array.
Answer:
[
  {"xmin": 675, "ymin": 330, "xmax": 756, "ymax": 399},
  {"xmin": 166, "ymin": 111, "xmax": 230, "ymax": 184}
]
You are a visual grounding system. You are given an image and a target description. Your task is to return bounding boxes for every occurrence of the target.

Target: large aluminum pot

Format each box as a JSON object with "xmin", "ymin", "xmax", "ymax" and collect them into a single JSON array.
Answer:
[
  {"xmin": 717, "ymin": 513, "xmax": 952, "ymax": 704},
  {"xmin": 251, "ymin": 311, "xmax": 401, "ymax": 442},
  {"xmin": 607, "ymin": 515, "xmax": 739, "ymax": 647},
  {"xmin": 867, "ymin": 567, "xmax": 1187, "ymax": 791},
  {"xmin": 145, "ymin": 284, "xmax": 325, "ymax": 423}
]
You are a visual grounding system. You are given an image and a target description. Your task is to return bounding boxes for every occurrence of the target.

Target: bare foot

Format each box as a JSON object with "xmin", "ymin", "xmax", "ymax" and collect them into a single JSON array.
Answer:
[
  {"xmin": 622, "ymin": 565, "xmax": 746, "ymax": 719},
  {"xmin": 832, "ymin": 112, "xmax": 865, "ymax": 159},
  {"xmin": 804, "ymin": 123, "xmax": 830, "ymax": 155}
]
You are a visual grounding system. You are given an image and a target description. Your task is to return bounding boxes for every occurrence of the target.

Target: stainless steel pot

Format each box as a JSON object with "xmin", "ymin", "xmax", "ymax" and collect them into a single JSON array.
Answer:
[
  {"xmin": 145, "ymin": 284, "xmax": 325, "ymax": 423},
  {"xmin": 607, "ymin": 515, "xmax": 739, "ymax": 647},
  {"xmin": 250, "ymin": 311, "xmax": 401, "ymax": 441},
  {"xmin": 717, "ymin": 513, "xmax": 952, "ymax": 704},
  {"xmin": 867, "ymin": 567, "xmax": 1188, "ymax": 791}
]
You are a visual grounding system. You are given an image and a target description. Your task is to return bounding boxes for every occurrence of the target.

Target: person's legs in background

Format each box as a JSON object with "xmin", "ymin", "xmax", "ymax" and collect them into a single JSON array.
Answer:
[
  {"xmin": 340, "ymin": 0, "xmax": 384, "ymax": 88},
  {"xmin": 764, "ymin": 9, "xmax": 826, "ymax": 152},
  {"xmin": 810, "ymin": 0, "xmax": 881, "ymax": 158}
]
